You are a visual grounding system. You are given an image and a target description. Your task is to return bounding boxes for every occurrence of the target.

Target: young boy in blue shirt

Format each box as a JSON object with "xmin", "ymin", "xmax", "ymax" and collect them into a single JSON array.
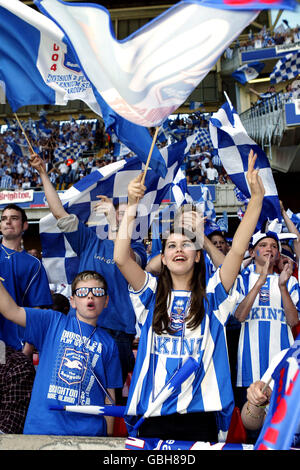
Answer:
[{"xmin": 0, "ymin": 270, "xmax": 123, "ymax": 436}]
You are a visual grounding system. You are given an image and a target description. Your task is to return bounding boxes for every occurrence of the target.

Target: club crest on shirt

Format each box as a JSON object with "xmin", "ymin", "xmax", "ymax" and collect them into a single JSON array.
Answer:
[
  {"xmin": 58, "ymin": 348, "xmax": 88, "ymax": 386},
  {"xmin": 170, "ymin": 298, "xmax": 188, "ymax": 332}
]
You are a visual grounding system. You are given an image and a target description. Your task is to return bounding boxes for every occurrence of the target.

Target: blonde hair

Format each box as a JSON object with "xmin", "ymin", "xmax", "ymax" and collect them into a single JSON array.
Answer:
[{"xmin": 71, "ymin": 271, "xmax": 107, "ymax": 294}]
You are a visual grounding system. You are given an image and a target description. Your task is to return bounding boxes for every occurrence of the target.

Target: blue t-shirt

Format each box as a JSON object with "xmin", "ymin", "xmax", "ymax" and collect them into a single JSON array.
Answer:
[
  {"xmin": 62, "ymin": 217, "xmax": 147, "ymax": 335},
  {"xmin": 23, "ymin": 307, "xmax": 123, "ymax": 436},
  {"xmin": 0, "ymin": 247, "xmax": 53, "ymax": 350}
]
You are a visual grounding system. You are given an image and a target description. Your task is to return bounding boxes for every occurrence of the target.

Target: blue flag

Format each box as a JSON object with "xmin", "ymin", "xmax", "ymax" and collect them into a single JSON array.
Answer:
[
  {"xmin": 0, "ymin": 1, "xmax": 100, "ymax": 114},
  {"xmin": 0, "ymin": 1, "xmax": 167, "ymax": 177},
  {"xmin": 232, "ymin": 62, "xmax": 265, "ymax": 85}
]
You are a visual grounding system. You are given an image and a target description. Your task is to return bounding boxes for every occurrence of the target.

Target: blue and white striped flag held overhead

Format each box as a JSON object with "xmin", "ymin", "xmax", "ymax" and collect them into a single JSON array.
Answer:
[
  {"xmin": 232, "ymin": 62, "xmax": 265, "ymax": 85},
  {"xmin": 40, "ymin": 135, "xmax": 196, "ymax": 284},
  {"xmin": 270, "ymin": 50, "xmax": 300, "ymax": 84},
  {"xmin": 35, "ymin": 0, "xmax": 289, "ymax": 127},
  {"xmin": 209, "ymin": 97, "xmax": 281, "ymax": 231}
]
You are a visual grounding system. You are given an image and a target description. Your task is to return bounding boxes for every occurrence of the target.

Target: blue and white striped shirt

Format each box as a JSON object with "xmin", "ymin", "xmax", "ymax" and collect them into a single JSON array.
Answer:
[
  {"xmin": 125, "ymin": 268, "xmax": 241, "ymax": 437},
  {"xmin": 236, "ymin": 264, "xmax": 300, "ymax": 387}
]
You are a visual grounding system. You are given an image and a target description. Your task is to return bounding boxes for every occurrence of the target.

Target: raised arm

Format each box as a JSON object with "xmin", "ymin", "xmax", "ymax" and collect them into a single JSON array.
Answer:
[
  {"xmin": 0, "ymin": 280, "xmax": 26, "ymax": 327},
  {"xmin": 114, "ymin": 173, "xmax": 147, "ymax": 292},
  {"xmin": 220, "ymin": 150, "xmax": 265, "ymax": 292},
  {"xmin": 29, "ymin": 153, "xmax": 68, "ymax": 220}
]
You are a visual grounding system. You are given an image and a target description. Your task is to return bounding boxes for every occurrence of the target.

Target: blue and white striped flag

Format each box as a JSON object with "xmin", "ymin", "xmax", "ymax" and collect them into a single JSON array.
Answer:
[
  {"xmin": 270, "ymin": 50, "xmax": 300, "ymax": 84},
  {"xmin": 35, "ymin": 0, "xmax": 276, "ymax": 127},
  {"xmin": 232, "ymin": 62, "xmax": 265, "ymax": 85},
  {"xmin": 40, "ymin": 135, "xmax": 196, "ymax": 284},
  {"xmin": 209, "ymin": 97, "xmax": 281, "ymax": 230}
]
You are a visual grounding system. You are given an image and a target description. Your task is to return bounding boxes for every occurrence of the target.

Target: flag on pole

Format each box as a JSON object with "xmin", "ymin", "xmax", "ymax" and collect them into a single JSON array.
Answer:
[
  {"xmin": 40, "ymin": 135, "xmax": 196, "ymax": 284},
  {"xmin": 35, "ymin": 0, "xmax": 284, "ymax": 127},
  {"xmin": 232, "ymin": 62, "xmax": 265, "ymax": 85},
  {"xmin": 270, "ymin": 50, "xmax": 300, "ymax": 84},
  {"xmin": 209, "ymin": 97, "xmax": 281, "ymax": 230}
]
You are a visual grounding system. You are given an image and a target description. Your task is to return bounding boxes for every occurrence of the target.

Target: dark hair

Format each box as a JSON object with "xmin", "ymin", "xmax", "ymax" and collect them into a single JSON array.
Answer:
[
  {"xmin": 52, "ymin": 293, "xmax": 70, "ymax": 315},
  {"xmin": 71, "ymin": 270, "xmax": 107, "ymax": 294},
  {"xmin": 152, "ymin": 228, "xmax": 207, "ymax": 335},
  {"xmin": 207, "ymin": 230, "xmax": 226, "ymax": 241},
  {"xmin": 2, "ymin": 204, "xmax": 27, "ymax": 224}
]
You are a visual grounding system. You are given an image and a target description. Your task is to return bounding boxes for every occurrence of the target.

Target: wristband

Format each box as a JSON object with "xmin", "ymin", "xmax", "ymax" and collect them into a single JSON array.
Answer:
[{"xmin": 246, "ymin": 402, "xmax": 265, "ymax": 419}]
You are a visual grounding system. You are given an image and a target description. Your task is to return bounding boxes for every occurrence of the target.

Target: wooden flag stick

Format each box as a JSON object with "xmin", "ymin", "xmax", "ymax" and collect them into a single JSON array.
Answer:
[
  {"xmin": 262, "ymin": 377, "xmax": 272, "ymax": 393},
  {"xmin": 141, "ymin": 126, "xmax": 160, "ymax": 185},
  {"xmin": 14, "ymin": 113, "xmax": 35, "ymax": 155}
]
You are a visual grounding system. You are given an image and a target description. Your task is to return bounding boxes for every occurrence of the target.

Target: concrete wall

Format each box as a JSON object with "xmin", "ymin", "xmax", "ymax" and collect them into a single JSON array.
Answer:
[{"xmin": 0, "ymin": 434, "xmax": 127, "ymax": 450}]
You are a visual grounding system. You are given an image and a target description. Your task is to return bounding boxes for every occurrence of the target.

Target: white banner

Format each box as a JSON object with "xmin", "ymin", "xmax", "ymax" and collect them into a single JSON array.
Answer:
[{"xmin": 0, "ymin": 190, "xmax": 34, "ymax": 205}]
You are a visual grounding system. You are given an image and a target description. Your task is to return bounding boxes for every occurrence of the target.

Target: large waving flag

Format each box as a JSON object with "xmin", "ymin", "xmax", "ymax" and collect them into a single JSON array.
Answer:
[
  {"xmin": 35, "ymin": 0, "xmax": 295, "ymax": 127},
  {"xmin": 0, "ymin": 0, "xmax": 100, "ymax": 114},
  {"xmin": 0, "ymin": 0, "xmax": 167, "ymax": 178},
  {"xmin": 270, "ymin": 50, "xmax": 300, "ymax": 84},
  {"xmin": 254, "ymin": 336, "xmax": 300, "ymax": 450},
  {"xmin": 40, "ymin": 135, "xmax": 196, "ymax": 284},
  {"xmin": 232, "ymin": 62, "xmax": 265, "ymax": 85},
  {"xmin": 209, "ymin": 97, "xmax": 281, "ymax": 231}
]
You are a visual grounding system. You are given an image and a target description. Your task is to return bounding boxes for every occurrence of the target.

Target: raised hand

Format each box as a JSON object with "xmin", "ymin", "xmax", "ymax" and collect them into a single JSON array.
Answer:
[
  {"xmin": 28, "ymin": 152, "xmax": 46, "ymax": 174},
  {"xmin": 279, "ymin": 261, "xmax": 293, "ymax": 287},
  {"xmin": 128, "ymin": 173, "xmax": 146, "ymax": 206},
  {"xmin": 246, "ymin": 149, "xmax": 265, "ymax": 200},
  {"xmin": 94, "ymin": 195, "xmax": 117, "ymax": 226}
]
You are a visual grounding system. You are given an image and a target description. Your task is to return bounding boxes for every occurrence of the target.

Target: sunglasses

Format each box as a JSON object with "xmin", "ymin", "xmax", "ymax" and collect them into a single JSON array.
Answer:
[{"xmin": 73, "ymin": 287, "xmax": 107, "ymax": 298}]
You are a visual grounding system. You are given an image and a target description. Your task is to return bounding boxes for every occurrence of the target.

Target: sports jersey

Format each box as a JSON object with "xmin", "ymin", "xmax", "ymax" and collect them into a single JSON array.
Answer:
[
  {"xmin": 0, "ymin": 246, "xmax": 53, "ymax": 350},
  {"xmin": 23, "ymin": 307, "xmax": 122, "ymax": 436},
  {"xmin": 57, "ymin": 214, "xmax": 147, "ymax": 335},
  {"xmin": 125, "ymin": 268, "xmax": 241, "ymax": 437},
  {"xmin": 236, "ymin": 264, "xmax": 300, "ymax": 387}
]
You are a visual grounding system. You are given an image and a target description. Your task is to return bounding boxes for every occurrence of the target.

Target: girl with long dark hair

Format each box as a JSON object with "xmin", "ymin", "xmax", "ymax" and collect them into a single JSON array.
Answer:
[{"xmin": 114, "ymin": 150, "xmax": 265, "ymax": 442}]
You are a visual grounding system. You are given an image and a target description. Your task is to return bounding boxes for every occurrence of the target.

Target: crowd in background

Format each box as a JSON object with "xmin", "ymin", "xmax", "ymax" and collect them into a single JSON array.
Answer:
[
  {"xmin": 0, "ymin": 112, "xmax": 228, "ymax": 192},
  {"xmin": 225, "ymin": 23, "xmax": 300, "ymax": 57}
]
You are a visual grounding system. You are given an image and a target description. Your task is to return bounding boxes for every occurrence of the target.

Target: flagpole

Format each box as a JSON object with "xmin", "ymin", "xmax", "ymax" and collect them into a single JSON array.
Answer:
[
  {"xmin": 14, "ymin": 113, "xmax": 35, "ymax": 155},
  {"xmin": 141, "ymin": 126, "xmax": 160, "ymax": 185}
]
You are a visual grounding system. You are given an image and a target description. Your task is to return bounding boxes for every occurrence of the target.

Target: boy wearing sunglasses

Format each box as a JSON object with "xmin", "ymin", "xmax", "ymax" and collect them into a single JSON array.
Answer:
[{"xmin": 0, "ymin": 270, "xmax": 123, "ymax": 436}]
